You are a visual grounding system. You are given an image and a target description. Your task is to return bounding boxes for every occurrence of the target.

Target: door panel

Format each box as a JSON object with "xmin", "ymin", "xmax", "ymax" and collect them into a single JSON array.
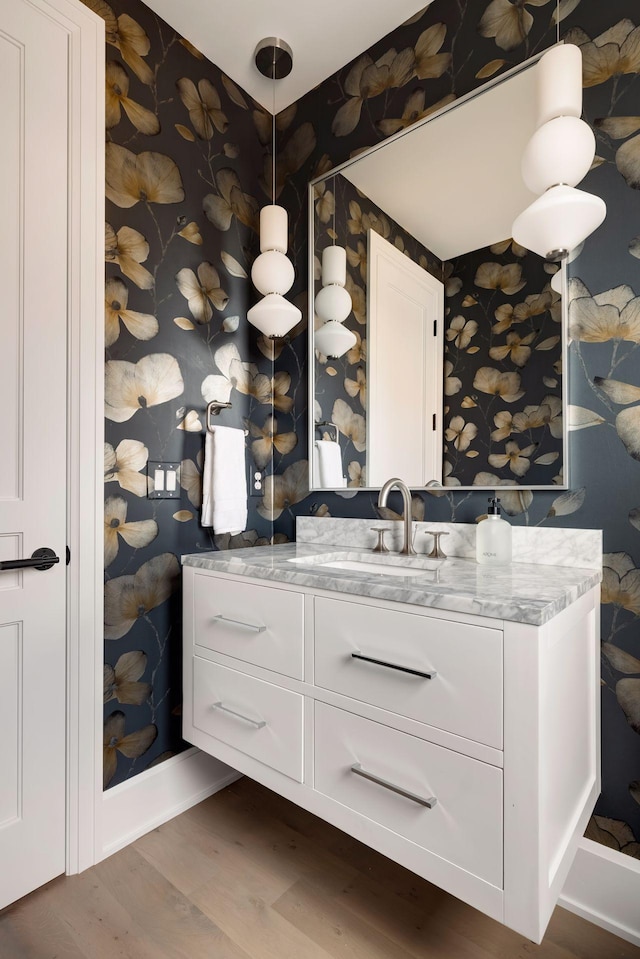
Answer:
[{"xmin": 0, "ymin": 0, "xmax": 69, "ymax": 908}]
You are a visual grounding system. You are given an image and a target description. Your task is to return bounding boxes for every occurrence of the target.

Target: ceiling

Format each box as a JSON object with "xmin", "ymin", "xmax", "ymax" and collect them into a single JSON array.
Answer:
[{"xmin": 143, "ymin": 0, "xmax": 433, "ymax": 111}]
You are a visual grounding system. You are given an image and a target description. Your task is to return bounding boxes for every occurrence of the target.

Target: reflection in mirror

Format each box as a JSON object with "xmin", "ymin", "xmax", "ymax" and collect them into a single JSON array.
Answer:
[{"xmin": 309, "ymin": 55, "xmax": 568, "ymax": 493}]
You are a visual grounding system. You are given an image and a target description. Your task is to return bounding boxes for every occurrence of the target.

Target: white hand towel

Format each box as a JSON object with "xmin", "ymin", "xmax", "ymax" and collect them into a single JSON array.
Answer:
[
  {"xmin": 201, "ymin": 426, "xmax": 248, "ymax": 533},
  {"xmin": 315, "ymin": 440, "xmax": 346, "ymax": 487}
]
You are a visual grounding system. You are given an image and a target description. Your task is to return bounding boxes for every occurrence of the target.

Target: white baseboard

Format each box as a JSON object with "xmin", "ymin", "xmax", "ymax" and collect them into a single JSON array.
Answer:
[
  {"xmin": 99, "ymin": 747, "xmax": 240, "ymax": 861},
  {"xmin": 559, "ymin": 837, "xmax": 640, "ymax": 947}
]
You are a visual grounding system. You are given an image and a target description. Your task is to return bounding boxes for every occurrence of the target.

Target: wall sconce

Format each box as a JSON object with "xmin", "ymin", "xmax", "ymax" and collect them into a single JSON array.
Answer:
[
  {"xmin": 512, "ymin": 44, "xmax": 606, "ymax": 261},
  {"xmin": 247, "ymin": 38, "xmax": 302, "ymax": 339}
]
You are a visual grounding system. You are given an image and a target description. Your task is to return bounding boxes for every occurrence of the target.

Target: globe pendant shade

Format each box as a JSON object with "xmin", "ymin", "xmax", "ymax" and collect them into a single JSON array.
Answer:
[
  {"xmin": 251, "ymin": 249, "xmax": 295, "ymax": 295},
  {"xmin": 314, "ymin": 283, "xmax": 352, "ymax": 323},
  {"xmin": 522, "ymin": 116, "xmax": 595, "ymax": 194},
  {"xmin": 512, "ymin": 184, "xmax": 606, "ymax": 260},
  {"xmin": 315, "ymin": 320, "xmax": 357, "ymax": 358},
  {"xmin": 247, "ymin": 292, "xmax": 302, "ymax": 338}
]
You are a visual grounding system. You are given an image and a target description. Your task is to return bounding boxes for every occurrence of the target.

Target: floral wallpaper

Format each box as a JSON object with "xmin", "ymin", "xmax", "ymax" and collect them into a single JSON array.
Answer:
[
  {"xmin": 270, "ymin": 0, "xmax": 640, "ymax": 855},
  {"xmin": 84, "ymin": 0, "xmax": 303, "ymax": 788},
  {"xmin": 444, "ymin": 241, "xmax": 563, "ymax": 486}
]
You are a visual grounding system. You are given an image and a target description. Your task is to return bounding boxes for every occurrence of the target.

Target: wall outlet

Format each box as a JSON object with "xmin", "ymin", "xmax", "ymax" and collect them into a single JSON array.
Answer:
[
  {"xmin": 249, "ymin": 466, "xmax": 265, "ymax": 497},
  {"xmin": 148, "ymin": 461, "xmax": 180, "ymax": 499}
]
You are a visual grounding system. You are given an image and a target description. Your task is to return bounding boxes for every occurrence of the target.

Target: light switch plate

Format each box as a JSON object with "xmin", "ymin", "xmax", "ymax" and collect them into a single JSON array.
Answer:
[{"xmin": 148, "ymin": 461, "xmax": 181, "ymax": 499}]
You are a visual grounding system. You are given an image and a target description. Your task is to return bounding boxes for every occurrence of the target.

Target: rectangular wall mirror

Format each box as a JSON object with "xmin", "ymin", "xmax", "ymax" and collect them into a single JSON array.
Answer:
[{"xmin": 308, "ymin": 53, "xmax": 568, "ymax": 493}]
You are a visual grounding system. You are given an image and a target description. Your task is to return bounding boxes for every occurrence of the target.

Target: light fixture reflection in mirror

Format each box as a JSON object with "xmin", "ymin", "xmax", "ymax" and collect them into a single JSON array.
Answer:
[{"xmin": 308, "ymin": 52, "xmax": 572, "ymax": 493}]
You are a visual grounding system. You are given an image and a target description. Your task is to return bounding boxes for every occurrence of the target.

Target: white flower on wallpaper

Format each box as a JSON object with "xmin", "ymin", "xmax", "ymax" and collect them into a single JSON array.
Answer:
[
  {"xmin": 104, "ymin": 438, "xmax": 149, "ymax": 496},
  {"xmin": 104, "ymin": 276, "xmax": 158, "ymax": 347},
  {"xmin": 106, "ymin": 143, "xmax": 185, "ymax": 207},
  {"xmin": 104, "ymin": 552, "xmax": 180, "ymax": 640},
  {"xmin": 176, "ymin": 77, "xmax": 228, "ymax": 139},
  {"xmin": 104, "ymin": 494, "xmax": 158, "ymax": 566},
  {"xmin": 105, "ymin": 354, "xmax": 184, "ymax": 422},
  {"xmin": 104, "ymin": 650, "xmax": 151, "ymax": 706},
  {"xmin": 105, "ymin": 223, "xmax": 154, "ymax": 290},
  {"xmin": 175, "ymin": 261, "xmax": 229, "ymax": 323},
  {"xmin": 106, "ymin": 60, "xmax": 159, "ymax": 134}
]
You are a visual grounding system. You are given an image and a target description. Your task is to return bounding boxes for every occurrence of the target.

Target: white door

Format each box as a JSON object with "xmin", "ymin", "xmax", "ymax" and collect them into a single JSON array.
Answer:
[
  {"xmin": 367, "ymin": 230, "xmax": 444, "ymax": 487},
  {"xmin": 0, "ymin": 0, "xmax": 69, "ymax": 908}
]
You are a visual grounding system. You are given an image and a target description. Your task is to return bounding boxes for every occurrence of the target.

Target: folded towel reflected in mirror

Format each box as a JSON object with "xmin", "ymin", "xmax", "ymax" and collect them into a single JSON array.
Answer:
[
  {"xmin": 315, "ymin": 439, "xmax": 346, "ymax": 488},
  {"xmin": 202, "ymin": 426, "xmax": 248, "ymax": 533}
]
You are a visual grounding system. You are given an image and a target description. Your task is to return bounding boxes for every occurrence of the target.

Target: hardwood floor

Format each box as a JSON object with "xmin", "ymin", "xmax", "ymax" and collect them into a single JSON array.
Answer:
[{"xmin": 1, "ymin": 777, "xmax": 638, "ymax": 959}]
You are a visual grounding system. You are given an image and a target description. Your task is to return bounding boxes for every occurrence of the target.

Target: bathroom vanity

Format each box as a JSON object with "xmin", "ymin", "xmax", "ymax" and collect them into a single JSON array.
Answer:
[{"xmin": 182, "ymin": 520, "xmax": 601, "ymax": 943}]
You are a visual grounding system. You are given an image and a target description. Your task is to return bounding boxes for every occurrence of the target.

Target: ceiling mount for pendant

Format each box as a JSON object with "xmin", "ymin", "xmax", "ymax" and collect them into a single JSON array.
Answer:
[{"xmin": 254, "ymin": 37, "xmax": 293, "ymax": 80}]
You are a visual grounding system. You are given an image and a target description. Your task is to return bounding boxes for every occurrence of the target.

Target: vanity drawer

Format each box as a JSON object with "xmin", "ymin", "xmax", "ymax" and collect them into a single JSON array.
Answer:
[
  {"xmin": 193, "ymin": 573, "xmax": 304, "ymax": 679},
  {"xmin": 314, "ymin": 702, "xmax": 503, "ymax": 888},
  {"xmin": 193, "ymin": 657, "xmax": 303, "ymax": 782},
  {"xmin": 314, "ymin": 596, "xmax": 503, "ymax": 748}
]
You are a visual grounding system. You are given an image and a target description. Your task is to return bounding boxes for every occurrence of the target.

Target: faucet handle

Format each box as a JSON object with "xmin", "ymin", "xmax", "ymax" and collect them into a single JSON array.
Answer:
[
  {"xmin": 424, "ymin": 530, "xmax": 449, "ymax": 559},
  {"xmin": 370, "ymin": 527, "xmax": 390, "ymax": 554}
]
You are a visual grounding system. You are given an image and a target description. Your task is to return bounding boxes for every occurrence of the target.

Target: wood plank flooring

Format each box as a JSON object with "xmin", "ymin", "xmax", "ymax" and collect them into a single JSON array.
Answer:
[{"xmin": 1, "ymin": 776, "xmax": 638, "ymax": 959}]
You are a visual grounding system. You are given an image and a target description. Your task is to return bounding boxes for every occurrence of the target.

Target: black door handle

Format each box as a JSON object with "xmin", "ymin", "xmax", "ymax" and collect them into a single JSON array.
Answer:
[{"xmin": 0, "ymin": 548, "xmax": 60, "ymax": 572}]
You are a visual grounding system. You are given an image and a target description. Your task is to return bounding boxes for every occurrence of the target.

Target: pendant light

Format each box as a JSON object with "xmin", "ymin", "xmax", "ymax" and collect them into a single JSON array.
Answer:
[
  {"xmin": 314, "ymin": 177, "xmax": 356, "ymax": 359},
  {"xmin": 247, "ymin": 39, "xmax": 302, "ymax": 339},
  {"xmin": 512, "ymin": 37, "xmax": 606, "ymax": 261}
]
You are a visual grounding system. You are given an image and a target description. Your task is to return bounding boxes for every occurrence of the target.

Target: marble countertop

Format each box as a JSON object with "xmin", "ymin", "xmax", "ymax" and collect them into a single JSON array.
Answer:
[{"xmin": 182, "ymin": 543, "xmax": 601, "ymax": 626}]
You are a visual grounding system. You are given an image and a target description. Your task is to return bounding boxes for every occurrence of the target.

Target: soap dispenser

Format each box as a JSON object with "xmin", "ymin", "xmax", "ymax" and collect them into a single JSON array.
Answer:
[{"xmin": 476, "ymin": 497, "xmax": 512, "ymax": 566}]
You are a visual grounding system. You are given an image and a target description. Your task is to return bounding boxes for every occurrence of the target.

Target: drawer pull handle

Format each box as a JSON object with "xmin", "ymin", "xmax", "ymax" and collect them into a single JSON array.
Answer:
[
  {"xmin": 350, "ymin": 763, "xmax": 437, "ymax": 809},
  {"xmin": 212, "ymin": 702, "xmax": 266, "ymax": 729},
  {"xmin": 212, "ymin": 614, "xmax": 266, "ymax": 633},
  {"xmin": 351, "ymin": 651, "xmax": 436, "ymax": 680}
]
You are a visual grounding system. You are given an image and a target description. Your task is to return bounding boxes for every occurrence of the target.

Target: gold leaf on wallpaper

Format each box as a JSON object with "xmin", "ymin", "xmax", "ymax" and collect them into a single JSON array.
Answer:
[
  {"xmin": 224, "ymin": 143, "xmax": 240, "ymax": 158},
  {"xmin": 175, "ymin": 123, "xmax": 196, "ymax": 141},
  {"xmin": 488, "ymin": 441, "xmax": 536, "ymax": 477},
  {"xmin": 616, "ymin": 134, "xmax": 640, "ymax": 189},
  {"xmin": 332, "ymin": 96, "xmax": 364, "ymax": 138},
  {"xmin": 465, "ymin": 450, "xmax": 480, "ymax": 458},
  {"xmin": 475, "ymin": 59, "xmax": 507, "ymax": 80},
  {"xmin": 332, "ymin": 398, "xmax": 366, "ymax": 452},
  {"xmin": 104, "ymin": 277, "xmax": 158, "ymax": 348},
  {"xmin": 461, "ymin": 295, "xmax": 477, "ymax": 307},
  {"xmin": 223, "ymin": 315, "xmax": 240, "ymax": 332},
  {"xmin": 569, "ymin": 281, "xmax": 640, "ymax": 342},
  {"xmin": 113, "ymin": 14, "xmax": 154, "ymax": 85},
  {"xmin": 203, "ymin": 168, "xmax": 259, "ymax": 232},
  {"xmin": 403, "ymin": 6, "xmax": 429, "ymax": 26},
  {"xmin": 174, "ymin": 316, "xmax": 195, "ymax": 330},
  {"xmin": 446, "ymin": 315, "xmax": 478, "ymax": 349},
  {"xmin": 221, "ymin": 251, "xmax": 248, "ymax": 278},
  {"xmin": 173, "ymin": 510, "xmax": 194, "ymax": 523},
  {"xmin": 246, "ymin": 415, "xmax": 297, "ymax": 469},
  {"xmin": 104, "ymin": 651, "xmax": 151, "ymax": 707},
  {"xmin": 499, "ymin": 488, "xmax": 533, "ymax": 517},
  {"xmin": 536, "ymin": 336, "xmax": 561, "ymax": 351},
  {"xmin": 106, "ymin": 62, "xmax": 159, "ymax": 135},
  {"xmin": 551, "ymin": 0, "xmax": 582, "ymax": 23},
  {"xmin": 473, "ymin": 367, "xmax": 524, "ymax": 403},
  {"xmin": 461, "ymin": 396, "xmax": 477, "ymax": 408},
  {"xmin": 534, "ymin": 452, "xmax": 559, "ymax": 466},
  {"xmin": 106, "ymin": 143, "xmax": 185, "ymax": 208},
  {"xmin": 105, "ymin": 223, "xmax": 154, "ymax": 290},
  {"xmin": 603, "ymin": 643, "xmax": 640, "ymax": 675},
  {"xmin": 616, "ymin": 679, "xmax": 640, "ymax": 734},
  {"xmin": 221, "ymin": 74, "xmax": 248, "ymax": 109},
  {"xmin": 414, "ymin": 23, "xmax": 451, "ymax": 80},
  {"xmin": 179, "ymin": 456, "xmax": 202, "ymax": 508},
  {"xmin": 176, "ymin": 262, "xmax": 229, "ymax": 323},
  {"xmin": 177, "ymin": 77, "xmax": 228, "ymax": 139},
  {"xmin": 179, "ymin": 37, "xmax": 204, "ymax": 59},
  {"xmin": 265, "ymin": 123, "xmax": 316, "ymax": 199},
  {"xmin": 103, "ymin": 712, "xmax": 157, "ymax": 789},
  {"xmin": 178, "ymin": 221, "xmax": 203, "ymax": 245},
  {"xmin": 567, "ymin": 405, "xmax": 605, "ymax": 430},
  {"xmin": 104, "ymin": 495, "xmax": 158, "ymax": 567},
  {"xmin": 591, "ymin": 155, "xmax": 606, "ymax": 170},
  {"xmin": 377, "ymin": 91, "xmax": 456, "ymax": 138},
  {"xmin": 258, "ymin": 461, "xmax": 309, "ymax": 522},
  {"xmin": 105, "ymin": 354, "xmax": 184, "ymax": 423},
  {"xmin": 595, "ymin": 116, "xmax": 640, "ymax": 140},
  {"xmin": 478, "ymin": 0, "xmax": 550, "ymax": 52},
  {"xmin": 326, "ymin": 367, "xmax": 337, "ymax": 376},
  {"xmin": 616, "ymin": 407, "xmax": 640, "ymax": 460},
  {"xmin": 466, "ymin": 346, "xmax": 480, "ymax": 355},
  {"xmin": 105, "ymin": 438, "xmax": 149, "ymax": 497},
  {"xmin": 474, "ymin": 261, "xmax": 526, "ymax": 295},
  {"xmin": 546, "ymin": 487, "xmax": 586, "ymax": 518},
  {"xmin": 177, "ymin": 410, "xmax": 202, "ymax": 432},
  {"xmin": 105, "ymin": 552, "xmax": 181, "ymax": 641},
  {"xmin": 595, "ymin": 377, "xmax": 640, "ymax": 405},
  {"xmin": 543, "ymin": 377, "xmax": 558, "ymax": 388},
  {"xmin": 444, "ymin": 360, "xmax": 462, "ymax": 396},
  {"xmin": 445, "ymin": 415, "xmax": 477, "ymax": 451}
]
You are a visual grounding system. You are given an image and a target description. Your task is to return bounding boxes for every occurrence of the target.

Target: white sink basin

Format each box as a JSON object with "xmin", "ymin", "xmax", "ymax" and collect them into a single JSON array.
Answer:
[{"xmin": 319, "ymin": 559, "xmax": 435, "ymax": 577}]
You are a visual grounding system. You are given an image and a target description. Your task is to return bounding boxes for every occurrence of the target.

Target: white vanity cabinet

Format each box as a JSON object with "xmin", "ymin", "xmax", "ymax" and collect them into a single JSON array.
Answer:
[{"xmin": 182, "ymin": 563, "xmax": 600, "ymax": 944}]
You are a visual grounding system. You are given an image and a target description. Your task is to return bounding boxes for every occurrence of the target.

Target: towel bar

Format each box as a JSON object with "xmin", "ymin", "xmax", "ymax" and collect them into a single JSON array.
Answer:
[{"xmin": 206, "ymin": 400, "xmax": 249, "ymax": 436}]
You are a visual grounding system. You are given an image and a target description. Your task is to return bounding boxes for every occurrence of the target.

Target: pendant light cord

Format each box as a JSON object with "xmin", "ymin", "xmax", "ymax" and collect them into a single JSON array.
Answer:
[
  {"xmin": 556, "ymin": 0, "xmax": 560, "ymax": 44},
  {"xmin": 272, "ymin": 49, "xmax": 276, "ymax": 205}
]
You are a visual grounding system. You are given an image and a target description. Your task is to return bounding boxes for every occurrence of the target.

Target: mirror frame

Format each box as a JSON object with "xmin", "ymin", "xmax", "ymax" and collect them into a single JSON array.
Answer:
[{"xmin": 307, "ymin": 50, "xmax": 569, "ymax": 493}]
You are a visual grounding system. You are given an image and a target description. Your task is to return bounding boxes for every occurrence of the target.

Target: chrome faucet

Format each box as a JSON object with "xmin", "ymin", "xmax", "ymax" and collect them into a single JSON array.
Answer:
[{"xmin": 377, "ymin": 478, "xmax": 416, "ymax": 556}]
